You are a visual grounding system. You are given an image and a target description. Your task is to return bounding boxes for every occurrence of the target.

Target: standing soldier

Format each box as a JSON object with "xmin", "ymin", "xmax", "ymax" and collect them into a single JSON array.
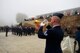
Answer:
[
  {"xmin": 18, "ymin": 26, "xmax": 22, "ymax": 36},
  {"xmin": 5, "ymin": 26, "xmax": 9, "ymax": 37},
  {"xmin": 38, "ymin": 13, "xmax": 64, "ymax": 53}
]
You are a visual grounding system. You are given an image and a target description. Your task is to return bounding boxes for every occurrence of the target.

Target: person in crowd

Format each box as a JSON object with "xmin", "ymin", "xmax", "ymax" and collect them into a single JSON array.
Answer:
[
  {"xmin": 5, "ymin": 26, "xmax": 9, "ymax": 37},
  {"xmin": 75, "ymin": 26, "xmax": 80, "ymax": 53},
  {"xmin": 38, "ymin": 13, "xmax": 64, "ymax": 53},
  {"xmin": 18, "ymin": 26, "xmax": 22, "ymax": 36}
]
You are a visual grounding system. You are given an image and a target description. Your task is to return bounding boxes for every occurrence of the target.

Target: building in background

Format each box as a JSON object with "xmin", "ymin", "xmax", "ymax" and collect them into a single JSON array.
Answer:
[{"xmin": 36, "ymin": 7, "xmax": 80, "ymax": 19}]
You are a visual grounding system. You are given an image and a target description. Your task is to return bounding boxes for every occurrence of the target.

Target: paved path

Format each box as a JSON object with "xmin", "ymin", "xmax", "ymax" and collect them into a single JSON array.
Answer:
[
  {"xmin": 0, "ymin": 32, "xmax": 45, "ymax": 53},
  {"xmin": 0, "ymin": 32, "xmax": 77, "ymax": 53}
]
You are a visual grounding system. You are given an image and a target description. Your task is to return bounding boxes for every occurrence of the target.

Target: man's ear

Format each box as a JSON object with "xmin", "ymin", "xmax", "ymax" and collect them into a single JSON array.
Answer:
[
  {"xmin": 52, "ymin": 20, "xmax": 55, "ymax": 23},
  {"xmin": 53, "ymin": 20, "xmax": 55, "ymax": 22}
]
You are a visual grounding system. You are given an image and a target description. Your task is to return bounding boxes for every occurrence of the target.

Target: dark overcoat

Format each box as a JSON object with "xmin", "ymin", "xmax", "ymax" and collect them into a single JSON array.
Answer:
[{"xmin": 38, "ymin": 26, "xmax": 64, "ymax": 53}]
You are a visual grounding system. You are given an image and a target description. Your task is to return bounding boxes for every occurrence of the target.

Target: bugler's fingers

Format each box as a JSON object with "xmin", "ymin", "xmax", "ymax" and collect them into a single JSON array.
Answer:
[{"xmin": 40, "ymin": 22, "xmax": 45, "ymax": 26}]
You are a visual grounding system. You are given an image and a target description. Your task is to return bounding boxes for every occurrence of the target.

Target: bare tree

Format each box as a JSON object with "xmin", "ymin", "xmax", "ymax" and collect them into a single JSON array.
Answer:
[{"xmin": 16, "ymin": 13, "xmax": 28, "ymax": 23}]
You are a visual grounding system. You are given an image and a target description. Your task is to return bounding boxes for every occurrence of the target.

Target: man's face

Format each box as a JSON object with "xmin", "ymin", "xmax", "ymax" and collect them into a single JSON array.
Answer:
[
  {"xmin": 50, "ymin": 16, "xmax": 60, "ymax": 26},
  {"xmin": 50, "ymin": 16, "xmax": 56, "ymax": 25}
]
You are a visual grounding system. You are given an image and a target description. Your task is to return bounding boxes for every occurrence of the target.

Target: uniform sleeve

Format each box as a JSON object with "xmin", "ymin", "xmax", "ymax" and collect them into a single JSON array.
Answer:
[
  {"xmin": 38, "ymin": 26, "xmax": 47, "ymax": 39},
  {"xmin": 44, "ymin": 31, "xmax": 48, "ymax": 36}
]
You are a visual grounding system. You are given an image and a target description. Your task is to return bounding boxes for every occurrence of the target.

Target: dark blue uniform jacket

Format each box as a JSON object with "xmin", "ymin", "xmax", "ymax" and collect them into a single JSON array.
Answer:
[{"xmin": 38, "ymin": 26, "xmax": 64, "ymax": 53}]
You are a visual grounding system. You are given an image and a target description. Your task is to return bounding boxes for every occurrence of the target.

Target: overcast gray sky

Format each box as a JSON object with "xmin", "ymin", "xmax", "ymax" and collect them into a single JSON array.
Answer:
[{"xmin": 0, "ymin": 0, "xmax": 80, "ymax": 26}]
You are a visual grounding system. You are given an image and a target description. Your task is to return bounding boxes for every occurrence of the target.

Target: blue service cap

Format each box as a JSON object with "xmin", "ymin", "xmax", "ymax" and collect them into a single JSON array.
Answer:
[{"xmin": 53, "ymin": 13, "xmax": 64, "ymax": 19}]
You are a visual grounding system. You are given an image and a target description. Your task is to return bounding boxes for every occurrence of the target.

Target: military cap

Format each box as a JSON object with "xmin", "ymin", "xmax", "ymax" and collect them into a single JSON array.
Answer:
[{"xmin": 53, "ymin": 13, "xmax": 64, "ymax": 19}]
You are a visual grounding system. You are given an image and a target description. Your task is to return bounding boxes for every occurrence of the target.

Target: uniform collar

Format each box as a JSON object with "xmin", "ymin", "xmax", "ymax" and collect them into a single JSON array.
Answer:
[{"xmin": 52, "ymin": 24, "xmax": 60, "ymax": 28}]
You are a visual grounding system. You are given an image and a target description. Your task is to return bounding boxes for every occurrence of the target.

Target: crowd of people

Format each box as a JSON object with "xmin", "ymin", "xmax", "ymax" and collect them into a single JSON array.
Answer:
[
  {"xmin": 0, "ymin": 26, "xmax": 36, "ymax": 37},
  {"xmin": 12, "ymin": 26, "xmax": 35, "ymax": 36}
]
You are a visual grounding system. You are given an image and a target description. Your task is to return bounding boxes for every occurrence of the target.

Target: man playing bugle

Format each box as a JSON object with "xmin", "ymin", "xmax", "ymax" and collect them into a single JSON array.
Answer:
[{"xmin": 38, "ymin": 13, "xmax": 64, "ymax": 53}]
